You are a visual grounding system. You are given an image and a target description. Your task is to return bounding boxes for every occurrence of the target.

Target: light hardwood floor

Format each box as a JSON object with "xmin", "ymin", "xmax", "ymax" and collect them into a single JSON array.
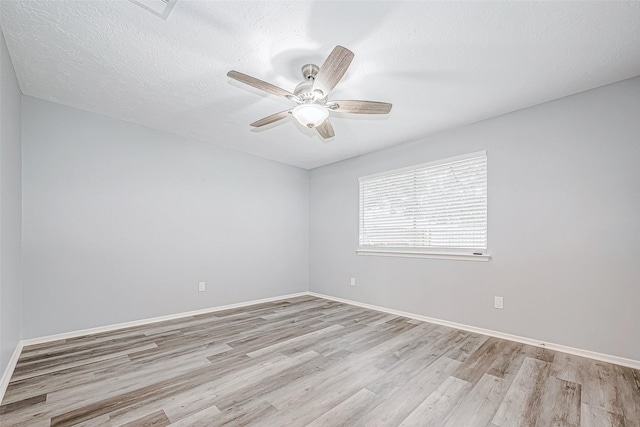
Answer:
[{"xmin": 1, "ymin": 296, "xmax": 638, "ymax": 426}]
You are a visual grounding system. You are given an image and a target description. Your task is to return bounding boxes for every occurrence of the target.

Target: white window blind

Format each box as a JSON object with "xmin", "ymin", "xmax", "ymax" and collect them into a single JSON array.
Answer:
[{"xmin": 359, "ymin": 152, "xmax": 487, "ymax": 254}]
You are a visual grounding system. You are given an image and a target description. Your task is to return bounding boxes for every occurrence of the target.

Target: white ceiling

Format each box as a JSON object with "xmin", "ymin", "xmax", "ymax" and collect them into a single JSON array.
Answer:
[{"xmin": 2, "ymin": 1, "xmax": 640, "ymax": 169}]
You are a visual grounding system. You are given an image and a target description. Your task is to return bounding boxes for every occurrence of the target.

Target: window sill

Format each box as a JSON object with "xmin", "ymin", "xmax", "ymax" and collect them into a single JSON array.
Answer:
[{"xmin": 356, "ymin": 249, "xmax": 490, "ymax": 262}]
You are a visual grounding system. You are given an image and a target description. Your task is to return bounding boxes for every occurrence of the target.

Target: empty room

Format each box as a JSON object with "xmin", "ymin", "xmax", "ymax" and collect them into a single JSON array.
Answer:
[{"xmin": 0, "ymin": 1, "xmax": 639, "ymax": 426}]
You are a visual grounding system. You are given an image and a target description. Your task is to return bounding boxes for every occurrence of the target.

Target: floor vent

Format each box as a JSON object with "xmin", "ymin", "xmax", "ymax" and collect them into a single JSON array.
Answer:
[{"xmin": 129, "ymin": 0, "xmax": 177, "ymax": 20}]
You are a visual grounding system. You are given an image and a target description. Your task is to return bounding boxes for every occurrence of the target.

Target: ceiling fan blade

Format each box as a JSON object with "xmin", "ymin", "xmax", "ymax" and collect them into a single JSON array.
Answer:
[
  {"xmin": 312, "ymin": 46, "xmax": 354, "ymax": 97},
  {"xmin": 330, "ymin": 100, "xmax": 392, "ymax": 114},
  {"xmin": 227, "ymin": 70, "xmax": 294, "ymax": 99},
  {"xmin": 250, "ymin": 110, "xmax": 291, "ymax": 127},
  {"xmin": 315, "ymin": 118, "xmax": 335, "ymax": 139}
]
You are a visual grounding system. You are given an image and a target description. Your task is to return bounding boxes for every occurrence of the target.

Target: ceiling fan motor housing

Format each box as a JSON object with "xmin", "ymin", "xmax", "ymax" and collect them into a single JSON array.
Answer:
[
  {"xmin": 295, "ymin": 64, "xmax": 326, "ymax": 103},
  {"xmin": 294, "ymin": 81, "xmax": 315, "ymax": 100}
]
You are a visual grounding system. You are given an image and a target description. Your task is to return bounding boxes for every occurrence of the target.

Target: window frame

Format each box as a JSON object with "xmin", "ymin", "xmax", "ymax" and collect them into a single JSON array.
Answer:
[{"xmin": 357, "ymin": 151, "xmax": 489, "ymax": 261}]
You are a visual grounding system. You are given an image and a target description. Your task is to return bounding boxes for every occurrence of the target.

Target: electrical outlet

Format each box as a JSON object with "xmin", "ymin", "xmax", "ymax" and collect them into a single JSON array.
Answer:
[
  {"xmin": 198, "ymin": 281, "xmax": 206, "ymax": 292},
  {"xmin": 350, "ymin": 277, "xmax": 356, "ymax": 286},
  {"xmin": 494, "ymin": 296, "xmax": 504, "ymax": 309}
]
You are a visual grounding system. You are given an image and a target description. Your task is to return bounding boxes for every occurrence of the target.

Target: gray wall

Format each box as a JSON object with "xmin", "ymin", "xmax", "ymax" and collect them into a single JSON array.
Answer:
[
  {"xmin": 309, "ymin": 77, "xmax": 640, "ymax": 361},
  {"xmin": 22, "ymin": 97, "xmax": 309, "ymax": 339},
  {"xmin": 0, "ymin": 30, "xmax": 22, "ymax": 375}
]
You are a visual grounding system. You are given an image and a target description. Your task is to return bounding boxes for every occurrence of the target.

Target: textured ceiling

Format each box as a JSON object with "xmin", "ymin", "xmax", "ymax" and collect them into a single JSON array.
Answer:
[{"xmin": 2, "ymin": 1, "xmax": 640, "ymax": 169}]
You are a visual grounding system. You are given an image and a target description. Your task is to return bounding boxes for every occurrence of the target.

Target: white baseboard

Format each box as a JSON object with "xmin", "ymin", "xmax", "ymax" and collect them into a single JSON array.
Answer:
[
  {"xmin": 308, "ymin": 292, "xmax": 640, "ymax": 370},
  {"xmin": 0, "ymin": 341, "xmax": 23, "ymax": 404},
  {"xmin": 21, "ymin": 292, "xmax": 309, "ymax": 347}
]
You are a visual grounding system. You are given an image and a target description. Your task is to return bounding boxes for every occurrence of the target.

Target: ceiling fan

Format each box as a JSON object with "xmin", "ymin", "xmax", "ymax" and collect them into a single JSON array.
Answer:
[{"xmin": 227, "ymin": 46, "xmax": 392, "ymax": 139}]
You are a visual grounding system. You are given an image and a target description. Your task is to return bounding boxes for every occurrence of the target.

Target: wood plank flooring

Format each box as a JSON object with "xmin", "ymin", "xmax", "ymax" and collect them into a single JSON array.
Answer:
[{"xmin": 1, "ymin": 295, "xmax": 638, "ymax": 426}]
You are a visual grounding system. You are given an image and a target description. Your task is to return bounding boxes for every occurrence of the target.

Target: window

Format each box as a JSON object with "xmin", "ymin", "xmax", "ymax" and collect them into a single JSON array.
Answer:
[{"xmin": 358, "ymin": 151, "xmax": 488, "ymax": 261}]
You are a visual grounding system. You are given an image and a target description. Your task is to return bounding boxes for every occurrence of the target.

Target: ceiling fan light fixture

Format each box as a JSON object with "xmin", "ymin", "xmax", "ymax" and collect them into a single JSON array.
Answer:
[{"xmin": 291, "ymin": 104, "xmax": 329, "ymax": 128}]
